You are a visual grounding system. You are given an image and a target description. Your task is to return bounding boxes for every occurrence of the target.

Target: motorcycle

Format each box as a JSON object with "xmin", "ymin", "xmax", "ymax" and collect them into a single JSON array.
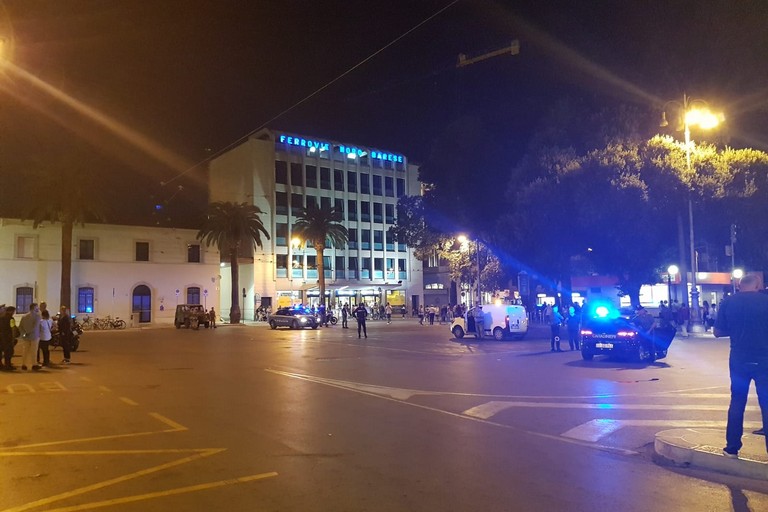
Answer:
[{"xmin": 50, "ymin": 316, "xmax": 82, "ymax": 352}]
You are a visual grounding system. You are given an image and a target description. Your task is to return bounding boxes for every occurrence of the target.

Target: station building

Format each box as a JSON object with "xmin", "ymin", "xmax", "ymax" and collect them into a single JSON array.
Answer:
[
  {"xmin": 0, "ymin": 218, "xmax": 221, "ymax": 325},
  {"xmin": 209, "ymin": 129, "xmax": 424, "ymax": 316}
]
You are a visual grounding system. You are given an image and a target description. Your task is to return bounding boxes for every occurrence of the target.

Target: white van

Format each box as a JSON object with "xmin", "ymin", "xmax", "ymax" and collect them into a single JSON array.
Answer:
[{"xmin": 450, "ymin": 304, "xmax": 528, "ymax": 340}]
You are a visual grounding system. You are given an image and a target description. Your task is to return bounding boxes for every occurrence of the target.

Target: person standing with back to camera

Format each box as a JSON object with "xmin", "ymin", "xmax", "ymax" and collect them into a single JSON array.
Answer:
[
  {"xmin": 354, "ymin": 303, "xmax": 368, "ymax": 339},
  {"xmin": 715, "ymin": 274, "xmax": 768, "ymax": 458}
]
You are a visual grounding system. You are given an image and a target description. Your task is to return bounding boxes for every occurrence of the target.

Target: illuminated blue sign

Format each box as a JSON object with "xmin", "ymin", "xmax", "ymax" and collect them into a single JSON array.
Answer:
[{"xmin": 278, "ymin": 133, "xmax": 404, "ymax": 163}]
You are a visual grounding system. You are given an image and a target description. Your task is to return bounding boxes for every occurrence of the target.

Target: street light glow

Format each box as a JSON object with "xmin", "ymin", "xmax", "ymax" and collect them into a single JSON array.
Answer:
[
  {"xmin": 685, "ymin": 108, "xmax": 723, "ymax": 130},
  {"xmin": 732, "ymin": 268, "xmax": 744, "ymax": 280},
  {"xmin": 668, "ymin": 264, "xmax": 679, "ymax": 276}
]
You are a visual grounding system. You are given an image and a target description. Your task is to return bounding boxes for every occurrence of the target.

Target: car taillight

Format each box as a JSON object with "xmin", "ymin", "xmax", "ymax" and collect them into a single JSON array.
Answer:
[
  {"xmin": 617, "ymin": 331, "xmax": 636, "ymax": 337},
  {"xmin": 580, "ymin": 329, "xmax": 593, "ymax": 336},
  {"xmin": 505, "ymin": 315, "xmax": 509, "ymax": 327}
]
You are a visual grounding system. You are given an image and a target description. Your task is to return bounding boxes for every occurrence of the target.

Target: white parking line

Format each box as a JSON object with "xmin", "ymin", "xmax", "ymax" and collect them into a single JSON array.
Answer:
[{"xmin": 562, "ymin": 419, "xmax": 764, "ymax": 442}]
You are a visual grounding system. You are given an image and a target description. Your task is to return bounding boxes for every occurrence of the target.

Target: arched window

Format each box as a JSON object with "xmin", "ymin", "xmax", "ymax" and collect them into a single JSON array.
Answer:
[
  {"xmin": 132, "ymin": 285, "xmax": 152, "ymax": 323},
  {"xmin": 187, "ymin": 287, "xmax": 201, "ymax": 305},
  {"xmin": 78, "ymin": 287, "xmax": 95, "ymax": 313},
  {"xmin": 16, "ymin": 286, "xmax": 33, "ymax": 312}
]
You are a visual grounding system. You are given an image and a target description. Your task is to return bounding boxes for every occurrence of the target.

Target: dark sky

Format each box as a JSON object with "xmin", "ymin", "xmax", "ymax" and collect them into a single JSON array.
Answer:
[{"xmin": 2, "ymin": 0, "xmax": 768, "ymax": 223}]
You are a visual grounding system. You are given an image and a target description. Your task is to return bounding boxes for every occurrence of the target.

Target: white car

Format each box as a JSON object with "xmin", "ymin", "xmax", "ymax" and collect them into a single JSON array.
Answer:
[{"xmin": 450, "ymin": 304, "xmax": 528, "ymax": 340}]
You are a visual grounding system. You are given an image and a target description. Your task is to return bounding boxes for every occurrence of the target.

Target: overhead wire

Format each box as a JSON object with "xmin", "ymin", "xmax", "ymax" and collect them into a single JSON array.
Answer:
[{"xmin": 161, "ymin": 0, "xmax": 460, "ymax": 187}]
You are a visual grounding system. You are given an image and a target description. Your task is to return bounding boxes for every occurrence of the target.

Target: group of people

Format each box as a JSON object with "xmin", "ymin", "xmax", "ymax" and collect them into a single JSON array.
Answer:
[
  {"xmin": 416, "ymin": 304, "xmax": 459, "ymax": 325},
  {"xmin": 0, "ymin": 302, "xmax": 75, "ymax": 371},
  {"xmin": 547, "ymin": 304, "xmax": 584, "ymax": 352}
]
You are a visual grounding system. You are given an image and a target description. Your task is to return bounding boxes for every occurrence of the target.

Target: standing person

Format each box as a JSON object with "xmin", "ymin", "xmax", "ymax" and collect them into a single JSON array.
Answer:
[
  {"xmin": 566, "ymin": 305, "xmax": 581, "ymax": 351},
  {"xmin": 0, "ymin": 306, "xmax": 16, "ymax": 371},
  {"xmin": 714, "ymin": 274, "xmax": 768, "ymax": 458},
  {"xmin": 209, "ymin": 307, "xmax": 217, "ymax": 329},
  {"xmin": 708, "ymin": 303, "xmax": 718, "ymax": 331},
  {"xmin": 440, "ymin": 304, "xmax": 448, "ymax": 324},
  {"xmin": 473, "ymin": 305, "xmax": 485, "ymax": 339},
  {"xmin": 38, "ymin": 309, "xmax": 54, "ymax": 367},
  {"xmin": 353, "ymin": 303, "xmax": 368, "ymax": 339},
  {"xmin": 385, "ymin": 303, "xmax": 392, "ymax": 324},
  {"xmin": 428, "ymin": 305, "xmax": 436, "ymax": 325},
  {"xmin": 341, "ymin": 303, "xmax": 349, "ymax": 328},
  {"xmin": 418, "ymin": 305, "xmax": 425, "ymax": 325},
  {"xmin": 18, "ymin": 303, "xmax": 42, "ymax": 371},
  {"xmin": 57, "ymin": 306, "xmax": 73, "ymax": 364},
  {"xmin": 550, "ymin": 305, "xmax": 564, "ymax": 352},
  {"xmin": 677, "ymin": 303, "xmax": 690, "ymax": 337}
]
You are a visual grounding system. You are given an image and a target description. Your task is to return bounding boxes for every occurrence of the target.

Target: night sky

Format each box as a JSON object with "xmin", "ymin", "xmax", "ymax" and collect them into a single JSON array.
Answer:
[{"xmin": 2, "ymin": 0, "xmax": 768, "ymax": 224}]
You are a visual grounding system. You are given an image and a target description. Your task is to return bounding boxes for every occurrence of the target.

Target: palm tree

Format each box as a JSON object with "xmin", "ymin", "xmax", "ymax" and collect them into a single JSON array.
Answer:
[
  {"xmin": 26, "ymin": 159, "xmax": 106, "ymax": 310},
  {"xmin": 197, "ymin": 201, "xmax": 270, "ymax": 323},
  {"xmin": 292, "ymin": 201, "xmax": 348, "ymax": 308}
]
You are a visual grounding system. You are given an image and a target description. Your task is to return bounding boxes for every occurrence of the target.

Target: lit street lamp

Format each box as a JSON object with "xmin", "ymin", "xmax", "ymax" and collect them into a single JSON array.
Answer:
[
  {"xmin": 667, "ymin": 264, "xmax": 679, "ymax": 304},
  {"xmin": 732, "ymin": 268, "xmax": 744, "ymax": 293},
  {"xmin": 457, "ymin": 235, "xmax": 481, "ymax": 305},
  {"xmin": 661, "ymin": 94, "xmax": 723, "ymax": 332}
]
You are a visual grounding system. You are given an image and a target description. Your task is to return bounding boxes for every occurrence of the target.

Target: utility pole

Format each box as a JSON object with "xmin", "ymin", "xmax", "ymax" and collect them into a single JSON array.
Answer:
[{"xmin": 457, "ymin": 40, "xmax": 520, "ymax": 68}]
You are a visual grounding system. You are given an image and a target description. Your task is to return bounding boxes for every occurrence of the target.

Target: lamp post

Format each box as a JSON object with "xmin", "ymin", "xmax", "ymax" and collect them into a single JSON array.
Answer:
[
  {"xmin": 732, "ymin": 268, "xmax": 744, "ymax": 294},
  {"xmin": 661, "ymin": 94, "xmax": 723, "ymax": 332},
  {"xmin": 291, "ymin": 237, "xmax": 302, "ymax": 306},
  {"xmin": 457, "ymin": 235, "xmax": 481, "ymax": 305},
  {"xmin": 667, "ymin": 265, "xmax": 679, "ymax": 304}
]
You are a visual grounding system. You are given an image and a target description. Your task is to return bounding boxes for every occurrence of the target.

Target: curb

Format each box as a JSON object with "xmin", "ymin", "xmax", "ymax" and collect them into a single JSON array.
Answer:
[{"xmin": 654, "ymin": 428, "xmax": 768, "ymax": 480}]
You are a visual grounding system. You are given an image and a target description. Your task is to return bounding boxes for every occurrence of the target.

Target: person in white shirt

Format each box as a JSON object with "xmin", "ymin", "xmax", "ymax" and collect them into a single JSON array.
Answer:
[
  {"xmin": 38, "ymin": 309, "xmax": 54, "ymax": 367},
  {"xmin": 18, "ymin": 303, "xmax": 42, "ymax": 371}
]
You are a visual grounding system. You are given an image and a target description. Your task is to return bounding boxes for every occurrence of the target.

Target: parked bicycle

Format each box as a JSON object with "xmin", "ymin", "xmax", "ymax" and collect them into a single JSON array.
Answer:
[{"xmin": 80, "ymin": 315, "xmax": 126, "ymax": 330}]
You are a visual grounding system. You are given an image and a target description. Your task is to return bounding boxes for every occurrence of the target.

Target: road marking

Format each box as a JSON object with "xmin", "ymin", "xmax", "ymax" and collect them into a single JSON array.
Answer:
[
  {"xmin": 119, "ymin": 397, "xmax": 138, "ymax": 406},
  {"xmin": 0, "ymin": 448, "xmax": 219, "ymax": 456},
  {"xmin": 41, "ymin": 472, "xmax": 278, "ymax": 512},
  {"xmin": 5, "ymin": 383, "xmax": 35, "ymax": 394},
  {"xmin": 562, "ymin": 419, "xmax": 764, "ymax": 442},
  {"xmin": 98, "ymin": 385, "xmax": 111, "ymax": 392},
  {"xmin": 461, "ymin": 400, "xmax": 760, "ymax": 419},
  {"xmin": 2, "ymin": 448, "xmax": 226, "ymax": 512},
  {"xmin": 39, "ymin": 382, "xmax": 67, "ymax": 392},
  {"xmin": 149, "ymin": 412, "xmax": 188, "ymax": 431}
]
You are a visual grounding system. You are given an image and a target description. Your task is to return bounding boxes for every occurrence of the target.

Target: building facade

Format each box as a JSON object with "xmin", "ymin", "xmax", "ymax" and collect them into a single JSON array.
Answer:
[
  {"xmin": 209, "ymin": 129, "xmax": 424, "ymax": 317},
  {"xmin": 0, "ymin": 218, "xmax": 221, "ymax": 325}
]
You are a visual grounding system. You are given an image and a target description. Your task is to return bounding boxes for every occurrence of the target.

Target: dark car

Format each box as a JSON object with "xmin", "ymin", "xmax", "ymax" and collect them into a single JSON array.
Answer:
[
  {"xmin": 269, "ymin": 307, "xmax": 320, "ymax": 330},
  {"xmin": 579, "ymin": 305, "xmax": 675, "ymax": 362}
]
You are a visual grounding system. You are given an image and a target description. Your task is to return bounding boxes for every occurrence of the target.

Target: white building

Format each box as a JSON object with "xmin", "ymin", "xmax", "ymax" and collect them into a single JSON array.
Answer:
[
  {"xmin": 209, "ymin": 129, "xmax": 424, "ymax": 317},
  {"xmin": 0, "ymin": 218, "xmax": 221, "ymax": 325}
]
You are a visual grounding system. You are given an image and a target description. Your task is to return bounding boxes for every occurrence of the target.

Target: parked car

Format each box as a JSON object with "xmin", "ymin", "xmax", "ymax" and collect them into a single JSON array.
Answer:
[
  {"xmin": 174, "ymin": 304, "xmax": 210, "ymax": 330},
  {"xmin": 450, "ymin": 304, "xmax": 528, "ymax": 340},
  {"xmin": 269, "ymin": 307, "xmax": 320, "ymax": 330},
  {"xmin": 579, "ymin": 304, "xmax": 675, "ymax": 362}
]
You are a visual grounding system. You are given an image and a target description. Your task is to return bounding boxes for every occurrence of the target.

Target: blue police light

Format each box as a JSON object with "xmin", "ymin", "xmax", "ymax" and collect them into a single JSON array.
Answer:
[{"xmin": 595, "ymin": 306, "xmax": 610, "ymax": 318}]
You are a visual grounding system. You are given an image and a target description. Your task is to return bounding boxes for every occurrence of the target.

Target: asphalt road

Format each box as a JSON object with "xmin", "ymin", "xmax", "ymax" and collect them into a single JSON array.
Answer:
[{"xmin": 1, "ymin": 319, "xmax": 767, "ymax": 511}]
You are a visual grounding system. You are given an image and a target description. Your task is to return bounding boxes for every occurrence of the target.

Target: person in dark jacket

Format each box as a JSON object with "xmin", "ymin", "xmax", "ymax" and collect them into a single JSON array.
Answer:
[
  {"xmin": 353, "ymin": 303, "xmax": 367, "ymax": 339},
  {"xmin": 566, "ymin": 305, "xmax": 581, "ymax": 351},
  {"xmin": 550, "ymin": 305, "xmax": 564, "ymax": 352},
  {"xmin": 0, "ymin": 306, "xmax": 17, "ymax": 370},
  {"xmin": 715, "ymin": 274, "xmax": 768, "ymax": 458},
  {"xmin": 57, "ymin": 306, "xmax": 73, "ymax": 364}
]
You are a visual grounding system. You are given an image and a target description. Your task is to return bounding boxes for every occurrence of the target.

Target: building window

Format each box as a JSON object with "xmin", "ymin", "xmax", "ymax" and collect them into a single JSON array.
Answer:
[
  {"xmin": 305, "ymin": 195, "xmax": 317, "ymax": 209},
  {"xmin": 398, "ymin": 258, "xmax": 407, "ymax": 279},
  {"xmin": 275, "ymin": 161, "xmax": 288, "ymax": 184},
  {"xmin": 275, "ymin": 223, "xmax": 288, "ymax": 246},
  {"xmin": 321, "ymin": 196, "xmax": 331, "ymax": 210},
  {"xmin": 187, "ymin": 243, "xmax": 201, "ymax": 263},
  {"xmin": 373, "ymin": 175, "xmax": 383, "ymax": 195},
  {"xmin": 187, "ymin": 287, "xmax": 201, "ymax": 304},
  {"xmin": 306, "ymin": 165, "xmax": 317, "ymax": 188},
  {"xmin": 373, "ymin": 203, "xmax": 383, "ymax": 223},
  {"xmin": 349, "ymin": 257, "xmax": 358, "ymax": 279},
  {"xmin": 320, "ymin": 167, "xmax": 331, "ymax": 190},
  {"xmin": 385, "ymin": 176, "xmax": 394, "ymax": 197},
  {"xmin": 348, "ymin": 228, "xmax": 358, "ymax": 249},
  {"xmin": 16, "ymin": 286, "xmax": 33, "ymax": 313},
  {"xmin": 361, "ymin": 230, "xmax": 371, "ymax": 250},
  {"xmin": 397, "ymin": 178, "xmax": 405, "ymax": 197},
  {"xmin": 16, "ymin": 236, "xmax": 36, "ymax": 259},
  {"xmin": 374, "ymin": 230, "xmax": 383, "ymax": 250},
  {"xmin": 347, "ymin": 171, "xmax": 357, "ymax": 193},
  {"xmin": 334, "ymin": 198, "xmax": 344, "ymax": 216},
  {"xmin": 386, "ymin": 230, "xmax": 395, "ymax": 251},
  {"xmin": 361, "ymin": 257, "xmax": 371, "ymax": 279},
  {"xmin": 135, "ymin": 241, "xmax": 150, "ymax": 262},
  {"xmin": 347, "ymin": 200, "xmax": 357, "ymax": 221},
  {"xmin": 386, "ymin": 258, "xmax": 395, "ymax": 279},
  {"xmin": 385, "ymin": 204, "xmax": 395, "ymax": 224},
  {"xmin": 79, "ymin": 239, "xmax": 95, "ymax": 260},
  {"xmin": 335, "ymin": 256, "xmax": 345, "ymax": 279},
  {"xmin": 291, "ymin": 193, "xmax": 303, "ymax": 214},
  {"xmin": 374, "ymin": 257, "xmax": 384, "ymax": 279},
  {"xmin": 360, "ymin": 173, "xmax": 370, "ymax": 194},
  {"xmin": 361, "ymin": 201, "xmax": 370, "ymax": 222},
  {"xmin": 276, "ymin": 191, "xmax": 288, "ymax": 216},
  {"xmin": 398, "ymin": 240, "xmax": 407, "ymax": 252},
  {"xmin": 290, "ymin": 162, "xmax": 303, "ymax": 187},
  {"xmin": 276, "ymin": 254, "xmax": 288, "ymax": 278},
  {"xmin": 78, "ymin": 287, "xmax": 95, "ymax": 313},
  {"xmin": 334, "ymin": 169, "xmax": 344, "ymax": 191}
]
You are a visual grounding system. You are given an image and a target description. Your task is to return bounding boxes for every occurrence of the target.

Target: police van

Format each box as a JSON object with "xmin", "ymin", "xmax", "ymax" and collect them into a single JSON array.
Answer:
[{"xmin": 450, "ymin": 304, "xmax": 528, "ymax": 340}]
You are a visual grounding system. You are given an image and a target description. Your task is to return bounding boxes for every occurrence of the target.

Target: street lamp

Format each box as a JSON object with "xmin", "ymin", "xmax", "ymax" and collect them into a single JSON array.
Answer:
[
  {"xmin": 457, "ymin": 235, "xmax": 481, "ymax": 305},
  {"xmin": 661, "ymin": 94, "xmax": 723, "ymax": 332},
  {"xmin": 291, "ymin": 237, "xmax": 302, "ymax": 306},
  {"xmin": 732, "ymin": 268, "xmax": 744, "ymax": 293},
  {"xmin": 667, "ymin": 265, "xmax": 679, "ymax": 304}
]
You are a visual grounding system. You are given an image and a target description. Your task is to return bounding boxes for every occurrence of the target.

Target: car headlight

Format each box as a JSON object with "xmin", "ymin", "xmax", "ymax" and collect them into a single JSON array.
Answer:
[{"xmin": 300, "ymin": 317, "xmax": 307, "ymax": 323}]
